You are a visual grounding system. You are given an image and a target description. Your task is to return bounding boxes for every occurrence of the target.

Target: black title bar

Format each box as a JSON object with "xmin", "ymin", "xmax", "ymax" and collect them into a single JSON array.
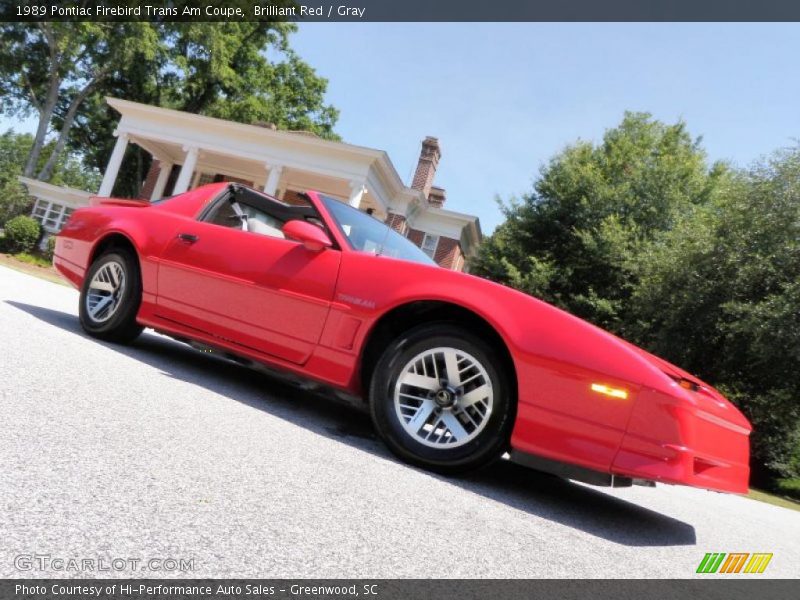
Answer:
[
  {"xmin": 2, "ymin": 579, "xmax": 799, "ymax": 600},
  {"xmin": 5, "ymin": 0, "xmax": 800, "ymax": 22}
]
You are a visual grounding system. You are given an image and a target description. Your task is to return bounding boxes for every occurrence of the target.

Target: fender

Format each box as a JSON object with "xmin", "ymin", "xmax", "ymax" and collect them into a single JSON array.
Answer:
[{"xmin": 86, "ymin": 210, "xmax": 187, "ymax": 305}]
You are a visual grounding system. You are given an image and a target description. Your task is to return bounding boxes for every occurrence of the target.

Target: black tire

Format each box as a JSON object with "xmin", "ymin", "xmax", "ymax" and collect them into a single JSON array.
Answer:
[
  {"xmin": 369, "ymin": 323, "xmax": 514, "ymax": 473},
  {"xmin": 79, "ymin": 249, "xmax": 143, "ymax": 344}
]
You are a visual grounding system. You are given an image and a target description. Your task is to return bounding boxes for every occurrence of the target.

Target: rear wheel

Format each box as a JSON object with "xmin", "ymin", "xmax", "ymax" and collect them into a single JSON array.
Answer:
[
  {"xmin": 369, "ymin": 323, "xmax": 514, "ymax": 473},
  {"xmin": 79, "ymin": 249, "xmax": 143, "ymax": 344}
]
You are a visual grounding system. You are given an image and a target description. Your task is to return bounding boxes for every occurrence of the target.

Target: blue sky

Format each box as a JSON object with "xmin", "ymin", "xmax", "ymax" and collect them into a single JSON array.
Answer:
[
  {"xmin": 5, "ymin": 23, "xmax": 800, "ymax": 232},
  {"xmin": 290, "ymin": 23, "xmax": 800, "ymax": 231}
]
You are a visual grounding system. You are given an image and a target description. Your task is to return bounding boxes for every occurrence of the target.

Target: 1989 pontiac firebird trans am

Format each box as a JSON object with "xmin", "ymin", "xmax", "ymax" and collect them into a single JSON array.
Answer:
[{"xmin": 54, "ymin": 183, "xmax": 752, "ymax": 493}]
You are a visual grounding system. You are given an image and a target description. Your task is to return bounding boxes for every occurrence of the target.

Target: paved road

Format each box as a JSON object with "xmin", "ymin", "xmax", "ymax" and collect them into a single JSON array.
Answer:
[{"xmin": 1, "ymin": 264, "xmax": 798, "ymax": 579}]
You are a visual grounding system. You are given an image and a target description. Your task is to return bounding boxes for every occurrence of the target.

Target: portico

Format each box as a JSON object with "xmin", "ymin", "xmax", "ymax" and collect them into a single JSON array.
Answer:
[{"xmin": 98, "ymin": 98, "xmax": 407, "ymax": 220}]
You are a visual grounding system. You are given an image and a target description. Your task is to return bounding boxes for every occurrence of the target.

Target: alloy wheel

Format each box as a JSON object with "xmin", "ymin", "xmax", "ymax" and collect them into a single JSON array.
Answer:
[
  {"xmin": 85, "ymin": 260, "xmax": 126, "ymax": 323},
  {"xmin": 393, "ymin": 347, "xmax": 493, "ymax": 449}
]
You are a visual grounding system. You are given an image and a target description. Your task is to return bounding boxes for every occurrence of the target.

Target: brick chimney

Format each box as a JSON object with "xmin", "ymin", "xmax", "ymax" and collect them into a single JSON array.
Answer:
[{"xmin": 411, "ymin": 136, "xmax": 441, "ymax": 199}]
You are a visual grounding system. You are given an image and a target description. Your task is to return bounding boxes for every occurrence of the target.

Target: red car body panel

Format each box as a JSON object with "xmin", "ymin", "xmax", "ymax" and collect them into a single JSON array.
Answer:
[{"xmin": 54, "ymin": 183, "xmax": 752, "ymax": 493}]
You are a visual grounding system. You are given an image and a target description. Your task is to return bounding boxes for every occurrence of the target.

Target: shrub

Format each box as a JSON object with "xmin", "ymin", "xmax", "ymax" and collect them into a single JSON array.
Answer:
[
  {"xmin": 44, "ymin": 235, "xmax": 56, "ymax": 261},
  {"xmin": 0, "ymin": 179, "xmax": 34, "ymax": 226},
  {"xmin": 4, "ymin": 215, "xmax": 41, "ymax": 253}
]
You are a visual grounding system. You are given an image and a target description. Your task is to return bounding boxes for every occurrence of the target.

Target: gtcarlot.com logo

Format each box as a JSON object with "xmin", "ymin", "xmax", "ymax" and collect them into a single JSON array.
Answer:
[
  {"xmin": 696, "ymin": 552, "xmax": 773, "ymax": 574},
  {"xmin": 14, "ymin": 554, "xmax": 196, "ymax": 573}
]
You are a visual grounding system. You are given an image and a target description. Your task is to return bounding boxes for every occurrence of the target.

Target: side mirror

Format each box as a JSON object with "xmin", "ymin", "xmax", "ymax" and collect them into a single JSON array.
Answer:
[{"xmin": 282, "ymin": 219, "xmax": 332, "ymax": 252}]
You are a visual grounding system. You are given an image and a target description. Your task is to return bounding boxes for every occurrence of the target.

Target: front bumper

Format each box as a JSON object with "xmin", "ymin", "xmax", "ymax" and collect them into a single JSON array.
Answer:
[{"xmin": 611, "ymin": 386, "xmax": 751, "ymax": 493}]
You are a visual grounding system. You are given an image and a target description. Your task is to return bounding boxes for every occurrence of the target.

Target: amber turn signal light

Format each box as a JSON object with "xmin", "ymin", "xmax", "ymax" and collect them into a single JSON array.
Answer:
[{"xmin": 590, "ymin": 383, "xmax": 629, "ymax": 400}]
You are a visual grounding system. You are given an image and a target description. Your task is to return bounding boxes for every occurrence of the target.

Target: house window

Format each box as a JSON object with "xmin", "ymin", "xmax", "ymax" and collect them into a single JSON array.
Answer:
[
  {"xmin": 31, "ymin": 199, "xmax": 74, "ymax": 232},
  {"xmin": 196, "ymin": 172, "xmax": 215, "ymax": 187},
  {"xmin": 212, "ymin": 173, "xmax": 255, "ymax": 187},
  {"xmin": 420, "ymin": 233, "xmax": 439, "ymax": 259},
  {"xmin": 44, "ymin": 204, "xmax": 64, "ymax": 229},
  {"xmin": 32, "ymin": 199, "xmax": 49, "ymax": 221}
]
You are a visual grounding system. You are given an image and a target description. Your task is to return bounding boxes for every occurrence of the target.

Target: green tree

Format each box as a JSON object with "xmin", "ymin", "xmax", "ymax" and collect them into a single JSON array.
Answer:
[
  {"xmin": 473, "ymin": 112, "xmax": 800, "ymax": 485},
  {"xmin": 0, "ymin": 130, "xmax": 101, "ymax": 225},
  {"xmin": 0, "ymin": 130, "xmax": 34, "ymax": 224},
  {"xmin": 472, "ymin": 112, "xmax": 724, "ymax": 331},
  {"xmin": 165, "ymin": 22, "xmax": 338, "ymax": 135},
  {"xmin": 1, "ymin": 19, "xmax": 339, "ymax": 197},
  {"xmin": 61, "ymin": 21, "xmax": 339, "ymax": 197},
  {"xmin": 0, "ymin": 21, "xmax": 156, "ymax": 180}
]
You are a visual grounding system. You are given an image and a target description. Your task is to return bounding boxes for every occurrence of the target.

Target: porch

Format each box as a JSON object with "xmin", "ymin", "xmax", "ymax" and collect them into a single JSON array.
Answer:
[{"xmin": 98, "ymin": 98, "xmax": 420, "ymax": 221}]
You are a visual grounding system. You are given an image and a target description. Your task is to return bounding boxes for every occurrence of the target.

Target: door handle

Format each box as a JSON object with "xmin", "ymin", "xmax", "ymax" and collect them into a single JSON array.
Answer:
[{"xmin": 177, "ymin": 233, "xmax": 199, "ymax": 244}]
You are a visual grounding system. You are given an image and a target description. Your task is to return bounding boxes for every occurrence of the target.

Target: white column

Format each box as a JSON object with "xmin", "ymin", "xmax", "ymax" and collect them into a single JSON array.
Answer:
[
  {"xmin": 98, "ymin": 132, "xmax": 129, "ymax": 197},
  {"xmin": 173, "ymin": 146, "xmax": 199, "ymax": 195},
  {"xmin": 348, "ymin": 180, "xmax": 367, "ymax": 208},
  {"xmin": 263, "ymin": 164, "xmax": 283, "ymax": 196},
  {"xmin": 150, "ymin": 160, "xmax": 173, "ymax": 200}
]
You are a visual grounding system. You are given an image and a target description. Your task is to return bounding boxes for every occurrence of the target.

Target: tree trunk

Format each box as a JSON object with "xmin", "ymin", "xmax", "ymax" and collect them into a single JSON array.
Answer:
[
  {"xmin": 37, "ymin": 82, "xmax": 94, "ymax": 182},
  {"xmin": 22, "ymin": 75, "xmax": 60, "ymax": 177},
  {"xmin": 23, "ymin": 24, "xmax": 62, "ymax": 178}
]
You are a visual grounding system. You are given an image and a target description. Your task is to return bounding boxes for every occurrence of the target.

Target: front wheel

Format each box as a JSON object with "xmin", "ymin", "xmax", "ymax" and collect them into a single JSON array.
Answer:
[
  {"xmin": 79, "ymin": 250, "xmax": 143, "ymax": 344},
  {"xmin": 369, "ymin": 324, "xmax": 514, "ymax": 473}
]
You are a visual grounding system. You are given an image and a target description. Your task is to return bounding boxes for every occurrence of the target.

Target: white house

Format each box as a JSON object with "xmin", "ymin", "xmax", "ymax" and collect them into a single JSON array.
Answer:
[{"xmin": 21, "ymin": 98, "xmax": 481, "ymax": 270}]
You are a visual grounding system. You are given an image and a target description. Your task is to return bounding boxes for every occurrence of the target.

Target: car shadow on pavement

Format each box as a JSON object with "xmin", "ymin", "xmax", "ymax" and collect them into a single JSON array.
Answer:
[{"xmin": 7, "ymin": 300, "xmax": 697, "ymax": 548}]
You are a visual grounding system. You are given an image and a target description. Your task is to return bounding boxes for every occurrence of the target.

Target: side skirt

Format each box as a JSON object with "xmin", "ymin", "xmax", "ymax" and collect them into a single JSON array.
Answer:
[
  {"xmin": 509, "ymin": 449, "xmax": 634, "ymax": 487},
  {"xmin": 154, "ymin": 328, "xmax": 367, "ymax": 412}
]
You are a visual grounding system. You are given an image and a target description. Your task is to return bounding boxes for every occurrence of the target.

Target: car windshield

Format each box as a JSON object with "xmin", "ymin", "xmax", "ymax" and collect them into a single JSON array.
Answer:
[{"xmin": 321, "ymin": 196, "xmax": 437, "ymax": 266}]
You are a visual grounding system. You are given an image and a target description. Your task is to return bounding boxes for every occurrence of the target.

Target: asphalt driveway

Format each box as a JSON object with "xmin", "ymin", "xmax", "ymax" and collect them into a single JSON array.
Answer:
[{"xmin": 1, "ymin": 264, "xmax": 798, "ymax": 578}]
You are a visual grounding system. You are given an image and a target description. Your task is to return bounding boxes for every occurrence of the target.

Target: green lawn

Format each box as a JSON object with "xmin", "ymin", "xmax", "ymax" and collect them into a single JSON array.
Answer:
[
  {"xmin": 748, "ymin": 487, "xmax": 800, "ymax": 512},
  {"xmin": 748, "ymin": 478, "xmax": 800, "ymax": 512},
  {"xmin": 0, "ymin": 252, "xmax": 67, "ymax": 285},
  {"xmin": 11, "ymin": 251, "xmax": 53, "ymax": 268}
]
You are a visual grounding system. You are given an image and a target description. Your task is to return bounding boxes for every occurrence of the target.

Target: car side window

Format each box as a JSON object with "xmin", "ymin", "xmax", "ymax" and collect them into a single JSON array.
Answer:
[
  {"xmin": 205, "ymin": 199, "xmax": 242, "ymax": 229},
  {"xmin": 202, "ymin": 193, "xmax": 285, "ymax": 240},
  {"xmin": 199, "ymin": 185, "xmax": 334, "ymax": 245}
]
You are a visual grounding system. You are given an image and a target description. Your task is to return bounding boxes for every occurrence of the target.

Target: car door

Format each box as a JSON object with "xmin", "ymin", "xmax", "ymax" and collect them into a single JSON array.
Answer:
[{"xmin": 154, "ymin": 191, "xmax": 340, "ymax": 365}]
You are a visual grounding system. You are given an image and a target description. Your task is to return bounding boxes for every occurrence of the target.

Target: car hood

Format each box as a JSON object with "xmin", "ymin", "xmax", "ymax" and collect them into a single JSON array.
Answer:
[{"xmin": 448, "ymin": 269, "xmax": 751, "ymax": 431}]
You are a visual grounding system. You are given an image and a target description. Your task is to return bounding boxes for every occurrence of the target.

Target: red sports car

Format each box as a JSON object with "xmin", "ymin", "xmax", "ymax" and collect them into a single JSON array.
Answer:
[{"xmin": 54, "ymin": 182, "xmax": 752, "ymax": 493}]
